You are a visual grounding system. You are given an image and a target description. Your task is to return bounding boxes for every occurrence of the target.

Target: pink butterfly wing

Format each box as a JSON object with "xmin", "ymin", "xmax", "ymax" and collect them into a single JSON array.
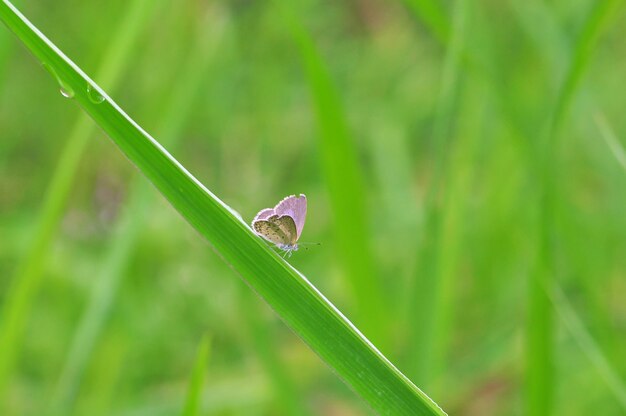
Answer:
[
  {"xmin": 253, "ymin": 208, "xmax": 275, "ymax": 222},
  {"xmin": 273, "ymin": 194, "xmax": 307, "ymax": 239}
]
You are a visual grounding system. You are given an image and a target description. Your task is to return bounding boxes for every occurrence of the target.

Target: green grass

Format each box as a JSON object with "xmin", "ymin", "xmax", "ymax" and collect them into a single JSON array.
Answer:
[
  {"xmin": 407, "ymin": 0, "xmax": 468, "ymax": 392},
  {"xmin": 48, "ymin": 9, "xmax": 226, "ymax": 413},
  {"xmin": 181, "ymin": 335, "xmax": 211, "ymax": 416},
  {"xmin": 239, "ymin": 286, "xmax": 311, "ymax": 415},
  {"xmin": 0, "ymin": 1, "xmax": 444, "ymax": 415},
  {"xmin": 526, "ymin": 1, "xmax": 623, "ymax": 414},
  {"xmin": 279, "ymin": 0, "xmax": 388, "ymax": 347},
  {"xmin": 1, "ymin": 0, "xmax": 625, "ymax": 415},
  {"xmin": 0, "ymin": 0, "xmax": 159, "ymax": 399}
]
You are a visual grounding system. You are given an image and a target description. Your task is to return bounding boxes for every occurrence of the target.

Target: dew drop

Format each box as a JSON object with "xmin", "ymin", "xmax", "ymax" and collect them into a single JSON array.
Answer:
[
  {"xmin": 86, "ymin": 83, "xmax": 105, "ymax": 104},
  {"xmin": 42, "ymin": 63, "xmax": 75, "ymax": 99},
  {"xmin": 60, "ymin": 87, "xmax": 74, "ymax": 98}
]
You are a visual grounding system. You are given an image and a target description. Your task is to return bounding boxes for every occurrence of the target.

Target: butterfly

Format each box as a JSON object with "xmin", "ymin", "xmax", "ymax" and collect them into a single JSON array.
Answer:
[{"xmin": 251, "ymin": 194, "xmax": 307, "ymax": 257}]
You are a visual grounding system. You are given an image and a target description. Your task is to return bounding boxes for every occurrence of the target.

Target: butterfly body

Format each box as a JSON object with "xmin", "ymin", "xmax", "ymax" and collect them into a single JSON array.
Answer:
[{"xmin": 251, "ymin": 194, "xmax": 307, "ymax": 256}]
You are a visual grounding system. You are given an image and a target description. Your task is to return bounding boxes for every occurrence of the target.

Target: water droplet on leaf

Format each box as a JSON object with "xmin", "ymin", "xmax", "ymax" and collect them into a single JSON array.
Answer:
[
  {"xmin": 42, "ymin": 63, "xmax": 74, "ymax": 99},
  {"xmin": 60, "ymin": 87, "xmax": 74, "ymax": 98},
  {"xmin": 87, "ymin": 83, "xmax": 105, "ymax": 104}
]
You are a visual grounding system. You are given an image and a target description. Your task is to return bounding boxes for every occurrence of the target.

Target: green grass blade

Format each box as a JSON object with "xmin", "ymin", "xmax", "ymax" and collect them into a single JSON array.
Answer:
[
  {"xmin": 0, "ymin": 0, "xmax": 158, "ymax": 396},
  {"xmin": 408, "ymin": 0, "xmax": 468, "ymax": 389},
  {"xmin": 74, "ymin": 336, "xmax": 126, "ymax": 416},
  {"xmin": 401, "ymin": 0, "xmax": 450, "ymax": 44},
  {"xmin": 0, "ymin": 1, "xmax": 446, "ymax": 414},
  {"xmin": 48, "ymin": 9, "xmax": 227, "ymax": 413},
  {"xmin": 0, "ymin": 27, "xmax": 9, "ymax": 171},
  {"xmin": 596, "ymin": 113, "xmax": 626, "ymax": 172},
  {"xmin": 239, "ymin": 287, "xmax": 311, "ymax": 415},
  {"xmin": 527, "ymin": 1, "xmax": 622, "ymax": 415},
  {"xmin": 277, "ymin": 1, "xmax": 387, "ymax": 345},
  {"xmin": 0, "ymin": 114, "xmax": 90, "ymax": 394},
  {"xmin": 0, "ymin": 19, "xmax": 11, "ymax": 87},
  {"xmin": 526, "ymin": 255, "xmax": 553, "ymax": 416},
  {"xmin": 548, "ymin": 0, "xmax": 623, "ymax": 135},
  {"xmin": 550, "ymin": 282, "xmax": 626, "ymax": 410},
  {"xmin": 181, "ymin": 335, "xmax": 211, "ymax": 416}
]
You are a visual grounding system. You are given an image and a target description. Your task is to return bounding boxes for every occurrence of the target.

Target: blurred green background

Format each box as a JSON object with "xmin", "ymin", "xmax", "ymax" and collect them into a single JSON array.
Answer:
[{"xmin": 1, "ymin": 0, "xmax": 625, "ymax": 415}]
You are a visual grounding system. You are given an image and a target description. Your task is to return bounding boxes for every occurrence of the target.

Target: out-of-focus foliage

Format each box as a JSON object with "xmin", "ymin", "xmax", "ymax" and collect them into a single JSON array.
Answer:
[{"xmin": 0, "ymin": 0, "xmax": 625, "ymax": 415}]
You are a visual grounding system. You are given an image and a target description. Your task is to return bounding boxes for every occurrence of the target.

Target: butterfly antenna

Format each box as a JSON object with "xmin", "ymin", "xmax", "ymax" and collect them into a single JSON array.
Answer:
[{"xmin": 299, "ymin": 242, "xmax": 321, "ymax": 251}]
